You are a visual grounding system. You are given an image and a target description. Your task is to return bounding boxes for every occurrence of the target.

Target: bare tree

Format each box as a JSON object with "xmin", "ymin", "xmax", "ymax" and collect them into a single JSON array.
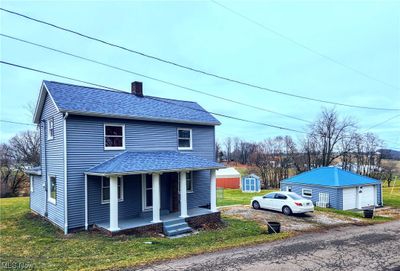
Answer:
[
  {"xmin": 308, "ymin": 108, "xmax": 355, "ymax": 167},
  {"xmin": 0, "ymin": 130, "xmax": 40, "ymax": 197},
  {"xmin": 223, "ymin": 137, "xmax": 232, "ymax": 162}
]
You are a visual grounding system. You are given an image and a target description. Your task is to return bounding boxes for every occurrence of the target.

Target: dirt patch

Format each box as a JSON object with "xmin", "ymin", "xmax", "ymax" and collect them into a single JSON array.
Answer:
[
  {"xmin": 375, "ymin": 207, "xmax": 400, "ymax": 219},
  {"xmin": 220, "ymin": 205, "xmax": 357, "ymax": 233}
]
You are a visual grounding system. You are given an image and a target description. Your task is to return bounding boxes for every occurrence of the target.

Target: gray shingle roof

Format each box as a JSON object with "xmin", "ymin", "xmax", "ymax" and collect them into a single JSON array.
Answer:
[
  {"xmin": 42, "ymin": 81, "xmax": 220, "ymax": 125},
  {"xmin": 86, "ymin": 151, "xmax": 224, "ymax": 175}
]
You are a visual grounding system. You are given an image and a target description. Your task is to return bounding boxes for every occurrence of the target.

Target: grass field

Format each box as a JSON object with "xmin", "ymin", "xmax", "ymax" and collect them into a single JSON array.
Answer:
[
  {"xmin": 0, "ymin": 197, "xmax": 290, "ymax": 271},
  {"xmin": 217, "ymin": 189, "xmax": 275, "ymax": 206},
  {"xmin": 382, "ymin": 181, "xmax": 400, "ymax": 208}
]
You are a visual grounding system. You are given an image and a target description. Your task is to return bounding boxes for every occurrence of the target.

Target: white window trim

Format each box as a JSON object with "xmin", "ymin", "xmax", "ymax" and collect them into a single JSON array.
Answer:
[
  {"xmin": 141, "ymin": 174, "xmax": 153, "ymax": 211},
  {"xmin": 302, "ymin": 188, "xmax": 312, "ymax": 198},
  {"xmin": 101, "ymin": 176, "xmax": 124, "ymax": 204},
  {"xmin": 48, "ymin": 175, "xmax": 56, "ymax": 204},
  {"xmin": 178, "ymin": 171, "xmax": 194, "ymax": 193},
  {"xmin": 177, "ymin": 128, "xmax": 192, "ymax": 150},
  {"xmin": 104, "ymin": 123, "xmax": 125, "ymax": 150},
  {"xmin": 47, "ymin": 118, "xmax": 54, "ymax": 140}
]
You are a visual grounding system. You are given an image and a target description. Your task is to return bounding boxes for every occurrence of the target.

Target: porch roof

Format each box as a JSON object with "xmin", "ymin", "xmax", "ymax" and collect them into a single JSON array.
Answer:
[{"xmin": 85, "ymin": 151, "xmax": 224, "ymax": 176}]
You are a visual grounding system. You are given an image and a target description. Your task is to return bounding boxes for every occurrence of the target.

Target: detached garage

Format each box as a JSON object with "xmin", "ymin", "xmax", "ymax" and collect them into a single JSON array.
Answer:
[
  {"xmin": 280, "ymin": 167, "xmax": 382, "ymax": 210},
  {"xmin": 216, "ymin": 167, "xmax": 241, "ymax": 189}
]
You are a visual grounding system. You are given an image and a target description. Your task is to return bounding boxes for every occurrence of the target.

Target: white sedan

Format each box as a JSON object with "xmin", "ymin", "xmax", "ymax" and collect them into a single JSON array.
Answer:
[{"xmin": 251, "ymin": 191, "xmax": 314, "ymax": 215}]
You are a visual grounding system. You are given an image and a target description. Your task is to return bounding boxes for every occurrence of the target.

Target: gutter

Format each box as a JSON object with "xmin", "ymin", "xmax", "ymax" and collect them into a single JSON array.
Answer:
[{"xmin": 63, "ymin": 112, "xmax": 69, "ymax": 234}]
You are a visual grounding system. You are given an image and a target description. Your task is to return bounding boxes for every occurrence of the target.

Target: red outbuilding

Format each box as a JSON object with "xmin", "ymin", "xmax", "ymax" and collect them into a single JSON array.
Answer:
[{"xmin": 216, "ymin": 167, "xmax": 241, "ymax": 189}]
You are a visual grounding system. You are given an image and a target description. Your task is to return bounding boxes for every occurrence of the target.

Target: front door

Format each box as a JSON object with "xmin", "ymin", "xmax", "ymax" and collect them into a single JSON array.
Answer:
[{"xmin": 171, "ymin": 173, "xmax": 179, "ymax": 212}]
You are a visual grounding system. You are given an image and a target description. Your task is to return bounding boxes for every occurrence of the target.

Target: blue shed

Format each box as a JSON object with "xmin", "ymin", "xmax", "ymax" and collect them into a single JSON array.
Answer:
[
  {"xmin": 241, "ymin": 174, "xmax": 261, "ymax": 193},
  {"xmin": 280, "ymin": 167, "xmax": 383, "ymax": 210}
]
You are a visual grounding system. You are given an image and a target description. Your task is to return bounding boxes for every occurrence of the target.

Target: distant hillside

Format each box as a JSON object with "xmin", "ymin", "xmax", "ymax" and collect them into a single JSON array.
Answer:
[{"xmin": 378, "ymin": 149, "xmax": 400, "ymax": 160}]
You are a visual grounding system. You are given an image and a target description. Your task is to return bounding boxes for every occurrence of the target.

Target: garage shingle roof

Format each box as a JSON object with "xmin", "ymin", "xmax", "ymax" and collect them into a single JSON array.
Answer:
[{"xmin": 281, "ymin": 167, "xmax": 380, "ymax": 187}]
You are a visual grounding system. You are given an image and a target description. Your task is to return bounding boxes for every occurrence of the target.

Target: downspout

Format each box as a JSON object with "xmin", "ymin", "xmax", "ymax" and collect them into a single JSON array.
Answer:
[
  {"xmin": 63, "ymin": 112, "xmax": 69, "ymax": 234},
  {"xmin": 41, "ymin": 119, "xmax": 48, "ymax": 217},
  {"xmin": 380, "ymin": 182, "xmax": 383, "ymax": 207}
]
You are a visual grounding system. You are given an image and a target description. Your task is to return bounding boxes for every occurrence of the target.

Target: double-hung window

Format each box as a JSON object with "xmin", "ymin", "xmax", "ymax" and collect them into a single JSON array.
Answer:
[
  {"xmin": 177, "ymin": 128, "xmax": 192, "ymax": 150},
  {"xmin": 101, "ymin": 176, "xmax": 124, "ymax": 204},
  {"xmin": 178, "ymin": 172, "xmax": 193, "ymax": 193},
  {"xmin": 104, "ymin": 124, "xmax": 125, "ymax": 150},
  {"xmin": 48, "ymin": 176, "xmax": 57, "ymax": 204},
  {"xmin": 47, "ymin": 118, "xmax": 54, "ymax": 140},
  {"xmin": 142, "ymin": 174, "xmax": 153, "ymax": 210}
]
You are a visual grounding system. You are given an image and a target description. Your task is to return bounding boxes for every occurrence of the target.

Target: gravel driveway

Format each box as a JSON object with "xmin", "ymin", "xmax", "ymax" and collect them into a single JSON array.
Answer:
[
  {"xmin": 136, "ymin": 220, "xmax": 400, "ymax": 271},
  {"xmin": 220, "ymin": 205, "xmax": 361, "ymax": 232}
]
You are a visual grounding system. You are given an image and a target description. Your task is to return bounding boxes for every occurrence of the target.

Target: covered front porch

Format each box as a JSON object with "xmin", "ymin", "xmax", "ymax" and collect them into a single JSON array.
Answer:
[
  {"xmin": 84, "ymin": 151, "xmax": 224, "ymax": 233},
  {"xmin": 96, "ymin": 207, "xmax": 213, "ymax": 231}
]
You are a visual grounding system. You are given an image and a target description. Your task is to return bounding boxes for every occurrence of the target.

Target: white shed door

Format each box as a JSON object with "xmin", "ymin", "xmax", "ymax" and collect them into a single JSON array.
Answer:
[
  {"xmin": 343, "ymin": 187, "xmax": 357, "ymax": 210},
  {"xmin": 360, "ymin": 186, "xmax": 375, "ymax": 208}
]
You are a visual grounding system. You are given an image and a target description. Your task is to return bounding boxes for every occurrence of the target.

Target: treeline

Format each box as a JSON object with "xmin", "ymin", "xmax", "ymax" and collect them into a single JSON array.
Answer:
[
  {"xmin": 0, "ymin": 130, "xmax": 39, "ymax": 197},
  {"xmin": 216, "ymin": 108, "xmax": 396, "ymax": 188}
]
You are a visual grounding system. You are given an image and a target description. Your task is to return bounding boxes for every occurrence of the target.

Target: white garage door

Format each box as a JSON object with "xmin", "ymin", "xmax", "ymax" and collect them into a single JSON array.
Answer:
[
  {"xmin": 343, "ymin": 187, "xmax": 357, "ymax": 210},
  {"xmin": 360, "ymin": 186, "xmax": 375, "ymax": 208}
]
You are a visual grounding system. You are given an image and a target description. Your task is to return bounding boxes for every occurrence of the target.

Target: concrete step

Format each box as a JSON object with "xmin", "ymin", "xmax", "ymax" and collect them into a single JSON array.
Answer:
[
  {"xmin": 163, "ymin": 222, "xmax": 188, "ymax": 232},
  {"xmin": 165, "ymin": 226, "xmax": 193, "ymax": 237},
  {"xmin": 163, "ymin": 218, "xmax": 186, "ymax": 226}
]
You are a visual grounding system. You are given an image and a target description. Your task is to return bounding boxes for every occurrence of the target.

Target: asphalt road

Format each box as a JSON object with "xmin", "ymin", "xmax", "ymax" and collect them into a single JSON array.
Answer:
[{"xmin": 136, "ymin": 220, "xmax": 400, "ymax": 271}]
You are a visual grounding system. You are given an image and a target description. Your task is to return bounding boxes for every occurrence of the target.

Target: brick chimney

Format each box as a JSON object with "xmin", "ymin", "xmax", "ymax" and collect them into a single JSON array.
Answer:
[{"xmin": 131, "ymin": 81, "xmax": 143, "ymax": 97}]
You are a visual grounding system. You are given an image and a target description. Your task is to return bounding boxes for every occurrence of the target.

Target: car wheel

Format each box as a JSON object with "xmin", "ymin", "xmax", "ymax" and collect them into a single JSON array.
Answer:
[
  {"xmin": 252, "ymin": 201, "xmax": 260, "ymax": 210},
  {"xmin": 282, "ymin": 206, "xmax": 292, "ymax": 216}
]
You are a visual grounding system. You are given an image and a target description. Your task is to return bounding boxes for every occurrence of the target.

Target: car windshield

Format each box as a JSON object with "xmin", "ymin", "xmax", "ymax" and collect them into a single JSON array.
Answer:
[{"xmin": 287, "ymin": 193, "xmax": 303, "ymax": 200}]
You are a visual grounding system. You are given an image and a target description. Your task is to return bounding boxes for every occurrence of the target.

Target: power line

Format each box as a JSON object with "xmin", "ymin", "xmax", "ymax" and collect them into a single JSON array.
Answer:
[
  {"xmin": 1, "ymin": 8, "xmax": 399, "ymax": 111},
  {"xmin": 365, "ymin": 114, "xmax": 400, "ymax": 131},
  {"xmin": 0, "ymin": 119, "xmax": 36, "ymax": 126},
  {"xmin": 0, "ymin": 60, "xmax": 306, "ymax": 133},
  {"xmin": 0, "ymin": 33, "xmax": 311, "ymax": 123},
  {"xmin": 211, "ymin": 0, "xmax": 400, "ymax": 91}
]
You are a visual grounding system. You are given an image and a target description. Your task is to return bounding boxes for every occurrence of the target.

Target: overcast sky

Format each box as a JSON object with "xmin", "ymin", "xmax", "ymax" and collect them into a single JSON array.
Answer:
[{"xmin": 1, "ymin": 0, "xmax": 399, "ymax": 149}]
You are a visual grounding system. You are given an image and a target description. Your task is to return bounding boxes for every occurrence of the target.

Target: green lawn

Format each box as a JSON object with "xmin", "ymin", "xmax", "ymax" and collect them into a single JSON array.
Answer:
[
  {"xmin": 0, "ymin": 197, "xmax": 290, "ymax": 271},
  {"xmin": 382, "ymin": 182, "xmax": 400, "ymax": 208},
  {"xmin": 217, "ymin": 189, "xmax": 275, "ymax": 206}
]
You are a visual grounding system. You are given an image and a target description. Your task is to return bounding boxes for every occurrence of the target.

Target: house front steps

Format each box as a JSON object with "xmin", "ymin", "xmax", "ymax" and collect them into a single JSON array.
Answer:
[{"xmin": 163, "ymin": 218, "xmax": 193, "ymax": 237}]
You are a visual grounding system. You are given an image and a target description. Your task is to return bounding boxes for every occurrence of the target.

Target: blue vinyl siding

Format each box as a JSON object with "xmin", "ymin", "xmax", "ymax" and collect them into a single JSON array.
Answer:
[
  {"xmin": 281, "ymin": 183, "xmax": 340, "ymax": 209},
  {"xmin": 35, "ymin": 93, "xmax": 65, "ymax": 229},
  {"xmin": 30, "ymin": 175, "xmax": 45, "ymax": 216},
  {"xmin": 67, "ymin": 115, "xmax": 215, "ymax": 229},
  {"xmin": 281, "ymin": 182, "xmax": 382, "ymax": 210}
]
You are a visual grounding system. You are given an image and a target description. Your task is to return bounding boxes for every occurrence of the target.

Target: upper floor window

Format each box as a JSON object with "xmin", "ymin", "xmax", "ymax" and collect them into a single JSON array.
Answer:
[
  {"xmin": 104, "ymin": 124, "xmax": 125, "ymax": 150},
  {"xmin": 101, "ymin": 176, "xmax": 124, "ymax": 204},
  {"xmin": 177, "ymin": 128, "xmax": 192, "ymax": 150},
  {"xmin": 48, "ymin": 176, "xmax": 57, "ymax": 204},
  {"xmin": 47, "ymin": 118, "xmax": 54, "ymax": 140}
]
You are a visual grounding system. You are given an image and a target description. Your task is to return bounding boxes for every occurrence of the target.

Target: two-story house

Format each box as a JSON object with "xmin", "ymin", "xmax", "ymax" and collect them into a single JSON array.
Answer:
[{"xmin": 26, "ymin": 80, "xmax": 224, "ymax": 236}]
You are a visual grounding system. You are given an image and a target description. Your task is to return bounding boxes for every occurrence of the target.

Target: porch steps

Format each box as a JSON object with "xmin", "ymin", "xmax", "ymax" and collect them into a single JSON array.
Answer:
[{"xmin": 163, "ymin": 218, "xmax": 193, "ymax": 237}]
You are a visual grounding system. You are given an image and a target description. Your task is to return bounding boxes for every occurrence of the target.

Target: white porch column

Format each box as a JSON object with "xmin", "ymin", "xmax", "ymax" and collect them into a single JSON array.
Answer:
[
  {"xmin": 210, "ymin": 169, "xmax": 217, "ymax": 212},
  {"xmin": 179, "ymin": 171, "xmax": 188, "ymax": 218},
  {"xmin": 109, "ymin": 175, "xmax": 119, "ymax": 231},
  {"xmin": 151, "ymin": 173, "xmax": 161, "ymax": 223}
]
